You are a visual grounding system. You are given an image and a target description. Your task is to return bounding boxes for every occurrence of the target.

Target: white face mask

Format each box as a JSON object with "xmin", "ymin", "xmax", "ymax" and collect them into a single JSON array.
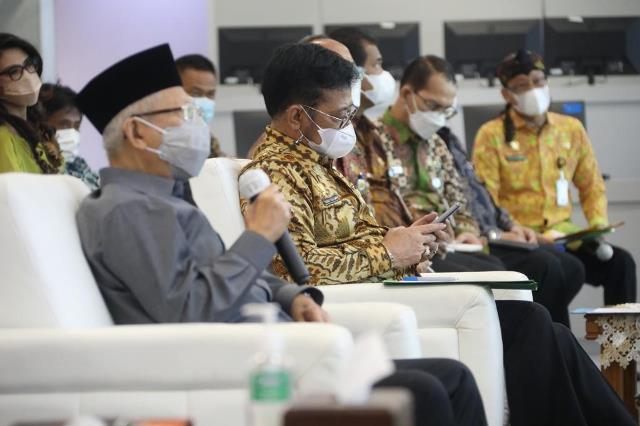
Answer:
[
  {"xmin": 407, "ymin": 94, "xmax": 447, "ymax": 140},
  {"xmin": 135, "ymin": 116, "xmax": 210, "ymax": 180},
  {"xmin": 363, "ymin": 70, "xmax": 396, "ymax": 106},
  {"xmin": 55, "ymin": 128, "xmax": 81, "ymax": 159},
  {"xmin": 512, "ymin": 86, "xmax": 550, "ymax": 117},
  {"xmin": 301, "ymin": 107, "xmax": 357, "ymax": 159}
]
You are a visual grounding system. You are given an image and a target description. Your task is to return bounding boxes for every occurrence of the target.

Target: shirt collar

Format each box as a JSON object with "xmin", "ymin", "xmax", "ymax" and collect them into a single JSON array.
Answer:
[
  {"xmin": 99, "ymin": 167, "xmax": 176, "ymax": 197},
  {"xmin": 381, "ymin": 108, "xmax": 416, "ymax": 144},
  {"xmin": 256, "ymin": 125, "xmax": 332, "ymax": 167}
]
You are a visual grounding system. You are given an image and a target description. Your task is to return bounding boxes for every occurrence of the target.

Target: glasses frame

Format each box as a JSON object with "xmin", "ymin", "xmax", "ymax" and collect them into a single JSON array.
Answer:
[
  {"xmin": 413, "ymin": 92, "xmax": 458, "ymax": 119},
  {"xmin": 133, "ymin": 103, "xmax": 202, "ymax": 122},
  {"xmin": 0, "ymin": 56, "xmax": 40, "ymax": 82},
  {"xmin": 301, "ymin": 104, "xmax": 358, "ymax": 130}
]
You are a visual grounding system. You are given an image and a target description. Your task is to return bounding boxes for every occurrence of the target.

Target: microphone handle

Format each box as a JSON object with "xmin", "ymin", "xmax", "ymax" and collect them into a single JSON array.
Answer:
[
  {"xmin": 247, "ymin": 192, "xmax": 310, "ymax": 284},
  {"xmin": 275, "ymin": 232, "xmax": 311, "ymax": 285}
]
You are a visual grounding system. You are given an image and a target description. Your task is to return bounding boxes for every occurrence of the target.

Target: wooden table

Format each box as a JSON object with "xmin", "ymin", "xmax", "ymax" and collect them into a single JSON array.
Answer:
[{"xmin": 585, "ymin": 312, "xmax": 639, "ymax": 420}]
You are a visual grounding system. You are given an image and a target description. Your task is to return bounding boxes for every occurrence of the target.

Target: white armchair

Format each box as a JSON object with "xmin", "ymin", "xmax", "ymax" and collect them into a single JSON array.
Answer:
[
  {"xmin": 190, "ymin": 158, "xmax": 513, "ymax": 426},
  {"xmin": 0, "ymin": 173, "xmax": 420, "ymax": 426}
]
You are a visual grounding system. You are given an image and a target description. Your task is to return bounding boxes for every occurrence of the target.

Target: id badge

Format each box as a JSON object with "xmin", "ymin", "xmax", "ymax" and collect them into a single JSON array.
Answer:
[{"xmin": 556, "ymin": 172, "xmax": 569, "ymax": 206}]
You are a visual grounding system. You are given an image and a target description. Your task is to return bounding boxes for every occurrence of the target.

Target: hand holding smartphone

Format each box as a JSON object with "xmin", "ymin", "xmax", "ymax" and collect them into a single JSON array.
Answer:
[{"xmin": 435, "ymin": 202, "xmax": 461, "ymax": 224}]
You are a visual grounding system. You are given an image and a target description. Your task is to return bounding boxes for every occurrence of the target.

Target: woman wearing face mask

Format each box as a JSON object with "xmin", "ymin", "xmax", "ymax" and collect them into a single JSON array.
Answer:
[
  {"xmin": 0, "ymin": 33, "xmax": 62, "ymax": 174},
  {"xmin": 37, "ymin": 83, "xmax": 100, "ymax": 190},
  {"xmin": 473, "ymin": 50, "xmax": 636, "ymax": 308}
]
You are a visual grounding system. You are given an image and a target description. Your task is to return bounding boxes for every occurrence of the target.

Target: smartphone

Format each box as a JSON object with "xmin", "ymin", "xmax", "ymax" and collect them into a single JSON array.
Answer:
[{"xmin": 435, "ymin": 202, "xmax": 461, "ymax": 224}]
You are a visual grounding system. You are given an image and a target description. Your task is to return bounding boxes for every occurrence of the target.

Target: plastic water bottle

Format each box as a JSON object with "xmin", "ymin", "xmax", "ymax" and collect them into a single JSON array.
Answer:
[{"xmin": 243, "ymin": 303, "xmax": 292, "ymax": 426}]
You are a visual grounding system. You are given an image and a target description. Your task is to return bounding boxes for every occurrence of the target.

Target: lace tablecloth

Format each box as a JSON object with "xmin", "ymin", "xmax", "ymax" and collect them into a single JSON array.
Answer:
[{"xmin": 593, "ymin": 303, "xmax": 640, "ymax": 369}]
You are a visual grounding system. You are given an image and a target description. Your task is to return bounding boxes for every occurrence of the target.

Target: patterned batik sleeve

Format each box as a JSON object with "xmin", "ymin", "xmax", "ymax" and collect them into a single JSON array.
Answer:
[
  {"xmin": 572, "ymin": 124, "xmax": 608, "ymax": 227},
  {"xmin": 472, "ymin": 125, "xmax": 503, "ymax": 205},
  {"xmin": 246, "ymin": 164, "xmax": 397, "ymax": 285}
]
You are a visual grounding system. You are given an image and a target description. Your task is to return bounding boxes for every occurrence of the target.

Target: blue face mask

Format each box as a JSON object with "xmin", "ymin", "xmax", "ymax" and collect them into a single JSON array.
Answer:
[{"xmin": 194, "ymin": 97, "xmax": 216, "ymax": 124}]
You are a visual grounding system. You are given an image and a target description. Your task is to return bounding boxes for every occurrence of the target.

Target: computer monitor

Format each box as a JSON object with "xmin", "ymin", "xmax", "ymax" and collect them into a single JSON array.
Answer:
[
  {"xmin": 218, "ymin": 26, "xmax": 312, "ymax": 84},
  {"xmin": 544, "ymin": 17, "xmax": 640, "ymax": 76},
  {"xmin": 444, "ymin": 20, "xmax": 543, "ymax": 81},
  {"xmin": 462, "ymin": 101, "xmax": 586, "ymax": 155},
  {"xmin": 324, "ymin": 23, "xmax": 420, "ymax": 79},
  {"xmin": 233, "ymin": 110, "xmax": 271, "ymax": 158}
]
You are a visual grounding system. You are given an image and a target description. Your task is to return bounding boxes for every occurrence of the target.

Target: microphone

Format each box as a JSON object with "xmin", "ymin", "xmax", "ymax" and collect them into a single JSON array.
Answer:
[
  {"xmin": 582, "ymin": 238, "xmax": 614, "ymax": 261},
  {"xmin": 239, "ymin": 169, "xmax": 311, "ymax": 285}
]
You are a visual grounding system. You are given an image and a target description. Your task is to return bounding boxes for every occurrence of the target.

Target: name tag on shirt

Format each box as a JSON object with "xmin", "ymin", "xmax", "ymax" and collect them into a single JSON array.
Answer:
[
  {"xmin": 322, "ymin": 194, "xmax": 340, "ymax": 206},
  {"xmin": 556, "ymin": 172, "xmax": 569, "ymax": 206},
  {"xmin": 506, "ymin": 154, "xmax": 527, "ymax": 162}
]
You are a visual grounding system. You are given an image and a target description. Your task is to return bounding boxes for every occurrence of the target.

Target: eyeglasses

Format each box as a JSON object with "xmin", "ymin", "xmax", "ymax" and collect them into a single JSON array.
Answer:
[
  {"xmin": 507, "ymin": 77, "xmax": 547, "ymax": 94},
  {"xmin": 413, "ymin": 93, "xmax": 458, "ymax": 119},
  {"xmin": 0, "ymin": 56, "xmax": 40, "ymax": 81},
  {"xmin": 133, "ymin": 102, "xmax": 202, "ymax": 122},
  {"xmin": 301, "ymin": 104, "xmax": 358, "ymax": 130}
]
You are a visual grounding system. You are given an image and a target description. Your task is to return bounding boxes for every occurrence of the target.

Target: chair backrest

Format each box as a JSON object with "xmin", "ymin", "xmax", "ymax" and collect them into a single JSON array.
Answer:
[
  {"xmin": 190, "ymin": 158, "xmax": 250, "ymax": 247},
  {"xmin": 0, "ymin": 173, "xmax": 113, "ymax": 328}
]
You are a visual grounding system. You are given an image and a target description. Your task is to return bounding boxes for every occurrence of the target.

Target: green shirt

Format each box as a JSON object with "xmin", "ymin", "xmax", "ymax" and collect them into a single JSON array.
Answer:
[
  {"xmin": 379, "ymin": 111, "xmax": 480, "ymax": 236},
  {"xmin": 0, "ymin": 125, "xmax": 42, "ymax": 174}
]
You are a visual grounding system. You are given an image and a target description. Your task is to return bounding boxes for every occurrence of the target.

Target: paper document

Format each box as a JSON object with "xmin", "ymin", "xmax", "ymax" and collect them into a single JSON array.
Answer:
[{"xmin": 446, "ymin": 243, "xmax": 484, "ymax": 253}]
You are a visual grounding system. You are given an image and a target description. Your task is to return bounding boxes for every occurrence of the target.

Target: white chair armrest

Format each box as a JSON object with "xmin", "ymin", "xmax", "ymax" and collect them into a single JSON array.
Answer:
[
  {"xmin": 0, "ymin": 323, "xmax": 352, "ymax": 396},
  {"xmin": 492, "ymin": 289, "xmax": 533, "ymax": 301},
  {"xmin": 425, "ymin": 271, "xmax": 534, "ymax": 302},
  {"xmin": 324, "ymin": 302, "xmax": 421, "ymax": 359}
]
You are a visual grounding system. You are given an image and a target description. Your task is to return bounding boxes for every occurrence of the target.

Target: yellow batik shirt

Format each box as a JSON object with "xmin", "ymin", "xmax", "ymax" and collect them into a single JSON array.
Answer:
[
  {"xmin": 472, "ymin": 109, "xmax": 608, "ymax": 233},
  {"xmin": 241, "ymin": 126, "xmax": 410, "ymax": 285}
]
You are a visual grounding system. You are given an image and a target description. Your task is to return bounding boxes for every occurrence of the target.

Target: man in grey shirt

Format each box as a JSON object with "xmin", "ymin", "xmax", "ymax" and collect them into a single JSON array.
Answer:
[{"xmin": 75, "ymin": 44, "xmax": 326, "ymax": 324}]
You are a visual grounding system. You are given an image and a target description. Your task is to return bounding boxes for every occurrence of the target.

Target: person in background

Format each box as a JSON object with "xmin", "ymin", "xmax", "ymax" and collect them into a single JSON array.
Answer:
[
  {"xmin": 37, "ymin": 83, "xmax": 100, "ymax": 190},
  {"xmin": 242, "ymin": 41, "xmax": 635, "ymax": 426},
  {"xmin": 328, "ymin": 27, "xmax": 503, "ymax": 273},
  {"xmin": 0, "ymin": 33, "xmax": 61, "ymax": 174},
  {"xmin": 473, "ymin": 50, "xmax": 636, "ymax": 306},
  {"xmin": 378, "ymin": 54, "xmax": 585, "ymax": 326},
  {"xmin": 75, "ymin": 44, "xmax": 488, "ymax": 426},
  {"xmin": 328, "ymin": 27, "xmax": 406, "ymax": 226},
  {"xmin": 175, "ymin": 53, "xmax": 224, "ymax": 157}
]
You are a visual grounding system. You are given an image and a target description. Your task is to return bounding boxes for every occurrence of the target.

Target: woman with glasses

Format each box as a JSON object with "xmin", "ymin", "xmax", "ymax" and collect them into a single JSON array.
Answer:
[{"xmin": 0, "ymin": 33, "xmax": 61, "ymax": 174}]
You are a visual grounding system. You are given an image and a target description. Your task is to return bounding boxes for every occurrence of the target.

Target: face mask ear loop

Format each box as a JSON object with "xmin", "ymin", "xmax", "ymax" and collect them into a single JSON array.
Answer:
[{"xmin": 297, "ymin": 106, "xmax": 322, "ymax": 146}]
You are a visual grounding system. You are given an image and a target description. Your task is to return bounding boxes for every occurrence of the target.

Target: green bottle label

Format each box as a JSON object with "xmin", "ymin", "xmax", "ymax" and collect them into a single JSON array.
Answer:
[{"xmin": 250, "ymin": 369, "xmax": 291, "ymax": 401}]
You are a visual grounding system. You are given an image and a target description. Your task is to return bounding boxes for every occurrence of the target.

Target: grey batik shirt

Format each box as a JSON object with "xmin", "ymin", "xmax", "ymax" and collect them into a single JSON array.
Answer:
[{"xmin": 76, "ymin": 167, "xmax": 321, "ymax": 324}]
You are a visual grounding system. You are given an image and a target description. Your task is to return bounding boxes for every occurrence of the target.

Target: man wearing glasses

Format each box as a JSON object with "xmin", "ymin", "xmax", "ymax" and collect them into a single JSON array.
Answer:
[
  {"xmin": 377, "ymin": 55, "xmax": 512, "ymax": 274},
  {"xmin": 75, "ymin": 44, "xmax": 327, "ymax": 325},
  {"xmin": 473, "ymin": 49, "xmax": 636, "ymax": 308},
  {"xmin": 378, "ymin": 55, "xmax": 587, "ymax": 325},
  {"xmin": 243, "ymin": 42, "xmax": 446, "ymax": 285}
]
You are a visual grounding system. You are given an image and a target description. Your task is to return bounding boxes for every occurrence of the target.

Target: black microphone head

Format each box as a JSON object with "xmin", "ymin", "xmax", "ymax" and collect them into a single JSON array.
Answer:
[{"xmin": 239, "ymin": 168, "xmax": 271, "ymax": 200}]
